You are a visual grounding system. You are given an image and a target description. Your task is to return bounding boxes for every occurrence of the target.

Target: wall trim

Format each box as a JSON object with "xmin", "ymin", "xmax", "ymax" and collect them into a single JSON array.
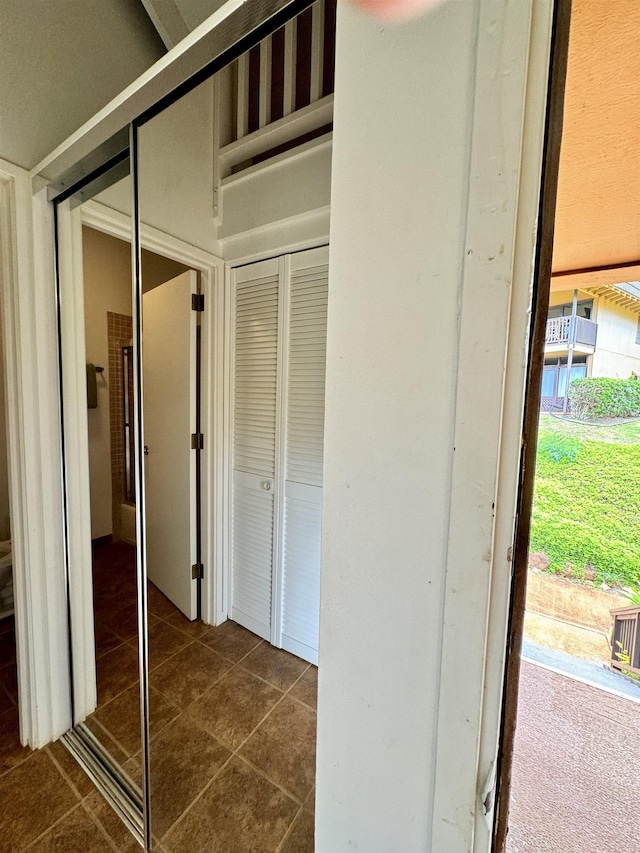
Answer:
[
  {"xmin": 429, "ymin": 1, "xmax": 556, "ymax": 850},
  {"xmin": 0, "ymin": 160, "xmax": 71, "ymax": 747},
  {"xmin": 219, "ymin": 206, "xmax": 330, "ymax": 264},
  {"xmin": 56, "ymin": 199, "xmax": 98, "ymax": 722}
]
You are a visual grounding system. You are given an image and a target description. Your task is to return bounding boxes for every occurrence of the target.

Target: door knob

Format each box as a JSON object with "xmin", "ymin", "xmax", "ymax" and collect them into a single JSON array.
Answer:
[
  {"xmin": 262, "ymin": 481, "xmax": 271, "ymax": 491},
  {"xmin": 144, "ymin": 445, "xmax": 149, "ymax": 456}
]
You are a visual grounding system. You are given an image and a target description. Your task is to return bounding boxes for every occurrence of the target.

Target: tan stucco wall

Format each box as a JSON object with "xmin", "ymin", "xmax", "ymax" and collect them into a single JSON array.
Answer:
[
  {"xmin": 548, "ymin": 288, "xmax": 593, "ymax": 308},
  {"xmin": 591, "ymin": 298, "xmax": 640, "ymax": 378},
  {"xmin": 552, "ymin": 0, "xmax": 640, "ymax": 273}
]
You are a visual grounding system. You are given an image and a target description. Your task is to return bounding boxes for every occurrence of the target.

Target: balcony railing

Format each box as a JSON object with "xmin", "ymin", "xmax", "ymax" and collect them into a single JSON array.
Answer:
[
  {"xmin": 545, "ymin": 315, "xmax": 598, "ymax": 348},
  {"xmin": 610, "ymin": 604, "xmax": 640, "ymax": 678}
]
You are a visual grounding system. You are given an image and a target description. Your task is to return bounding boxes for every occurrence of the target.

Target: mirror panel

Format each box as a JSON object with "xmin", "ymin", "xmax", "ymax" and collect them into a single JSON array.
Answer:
[
  {"xmin": 136, "ymin": 73, "xmax": 220, "ymax": 850},
  {"xmin": 135, "ymin": 3, "xmax": 330, "ymax": 846},
  {"xmin": 54, "ymin": 1, "xmax": 333, "ymax": 848},
  {"xmin": 56, "ymin": 169, "xmax": 145, "ymax": 825}
]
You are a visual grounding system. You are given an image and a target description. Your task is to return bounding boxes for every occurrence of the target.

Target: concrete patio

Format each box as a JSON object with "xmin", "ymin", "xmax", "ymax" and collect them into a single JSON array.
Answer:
[{"xmin": 507, "ymin": 657, "xmax": 640, "ymax": 852}]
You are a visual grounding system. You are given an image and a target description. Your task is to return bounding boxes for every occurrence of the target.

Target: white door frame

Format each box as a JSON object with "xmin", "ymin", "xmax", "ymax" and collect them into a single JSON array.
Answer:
[
  {"xmin": 0, "ymin": 161, "xmax": 71, "ymax": 748},
  {"xmin": 58, "ymin": 199, "xmax": 225, "ymax": 720}
]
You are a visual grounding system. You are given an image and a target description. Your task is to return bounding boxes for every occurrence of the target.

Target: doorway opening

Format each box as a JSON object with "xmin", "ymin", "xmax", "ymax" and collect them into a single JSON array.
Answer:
[{"xmin": 497, "ymin": 0, "xmax": 640, "ymax": 849}]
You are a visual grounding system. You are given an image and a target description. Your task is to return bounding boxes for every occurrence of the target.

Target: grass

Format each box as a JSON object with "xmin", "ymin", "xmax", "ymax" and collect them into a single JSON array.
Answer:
[
  {"xmin": 537, "ymin": 413, "xmax": 640, "ymax": 444},
  {"xmin": 531, "ymin": 414, "xmax": 640, "ymax": 587}
]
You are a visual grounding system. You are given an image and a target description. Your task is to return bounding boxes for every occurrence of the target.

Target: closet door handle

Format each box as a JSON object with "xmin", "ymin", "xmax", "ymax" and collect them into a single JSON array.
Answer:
[{"xmin": 261, "ymin": 480, "xmax": 272, "ymax": 491}]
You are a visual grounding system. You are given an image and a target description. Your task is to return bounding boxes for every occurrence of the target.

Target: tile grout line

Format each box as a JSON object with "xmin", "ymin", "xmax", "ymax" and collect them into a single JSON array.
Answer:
[
  {"xmin": 93, "ymin": 607, "xmax": 317, "ymax": 850},
  {"xmin": 20, "ymin": 802, "xmax": 81, "ymax": 852},
  {"xmin": 160, "ymin": 661, "xmax": 300, "ymax": 843},
  {"xmin": 44, "ymin": 744, "xmax": 89, "ymax": 802},
  {"xmin": 157, "ymin": 632, "xmax": 316, "ymax": 844},
  {"xmin": 80, "ymin": 801, "xmax": 125, "ymax": 853},
  {"xmin": 235, "ymin": 751, "xmax": 310, "ymax": 807},
  {"xmin": 123, "ymin": 629, "xmax": 262, "ymax": 842},
  {"xmin": 0, "ymin": 745, "xmax": 32, "ymax": 781},
  {"xmin": 274, "ymin": 803, "xmax": 306, "ymax": 853},
  {"xmin": 86, "ymin": 713, "xmax": 138, "ymax": 763},
  {"xmin": 0, "ymin": 681, "xmax": 17, "ymax": 708}
]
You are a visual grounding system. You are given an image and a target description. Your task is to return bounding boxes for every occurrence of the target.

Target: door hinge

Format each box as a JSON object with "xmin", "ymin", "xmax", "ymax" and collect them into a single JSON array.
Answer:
[
  {"xmin": 192, "ymin": 563, "xmax": 204, "ymax": 580},
  {"xmin": 191, "ymin": 433, "xmax": 204, "ymax": 450},
  {"xmin": 192, "ymin": 293, "xmax": 204, "ymax": 312}
]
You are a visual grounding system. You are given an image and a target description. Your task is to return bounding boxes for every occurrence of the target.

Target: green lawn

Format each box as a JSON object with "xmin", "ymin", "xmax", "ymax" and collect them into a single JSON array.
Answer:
[{"xmin": 530, "ymin": 414, "xmax": 640, "ymax": 587}]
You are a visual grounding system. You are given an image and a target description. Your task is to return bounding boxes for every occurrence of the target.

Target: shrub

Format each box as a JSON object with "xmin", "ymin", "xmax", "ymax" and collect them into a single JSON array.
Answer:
[{"xmin": 569, "ymin": 377, "xmax": 640, "ymax": 419}]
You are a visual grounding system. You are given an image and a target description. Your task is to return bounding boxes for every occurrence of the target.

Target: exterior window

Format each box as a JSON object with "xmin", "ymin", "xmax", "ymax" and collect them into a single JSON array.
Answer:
[{"xmin": 541, "ymin": 368, "xmax": 556, "ymax": 398}]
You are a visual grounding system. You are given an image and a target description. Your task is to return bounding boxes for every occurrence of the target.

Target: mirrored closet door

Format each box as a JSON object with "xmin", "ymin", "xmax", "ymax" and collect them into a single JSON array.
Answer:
[
  {"xmin": 55, "ymin": 165, "xmax": 146, "ymax": 841},
  {"xmin": 55, "ymin": 0, "xmax": 330, "ymax": 849},
  {"xmin": 132, "ymin": 3, "xmax": 329, "ymax": 842}
]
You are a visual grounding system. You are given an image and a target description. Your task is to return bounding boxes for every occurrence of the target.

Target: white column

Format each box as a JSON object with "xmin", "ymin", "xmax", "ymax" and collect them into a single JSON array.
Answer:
[{"xmin": 316, "ymin": 1, "xmax": 553, "ymax": 851}]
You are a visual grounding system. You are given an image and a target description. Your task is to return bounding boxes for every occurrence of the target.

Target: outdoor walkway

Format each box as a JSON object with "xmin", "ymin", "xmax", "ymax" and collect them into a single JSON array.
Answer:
[
  {"xmin": 507, "ymin": 658, "xmax": 640, "ymax": 853},
  {"xmin": 522, "ymin": 639, "xmax": 640, "ymax": 702}
]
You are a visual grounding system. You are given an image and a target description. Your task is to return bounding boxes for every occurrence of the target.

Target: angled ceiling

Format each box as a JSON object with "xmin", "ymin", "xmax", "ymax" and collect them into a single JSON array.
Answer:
[
  {"xmin": 0, "ymin": 0, "xmax": 168, "ymax": 170},
  {"xmin": 140, "ymin": 0, "xmax": 229, "ymax": 48},
  {"xmin": 0, "ymin": 0, "xmax": 237, "ymax": 170},
  {"xmin": 552, "ymin": 0, "xmax": 640, "ymax": 276}
]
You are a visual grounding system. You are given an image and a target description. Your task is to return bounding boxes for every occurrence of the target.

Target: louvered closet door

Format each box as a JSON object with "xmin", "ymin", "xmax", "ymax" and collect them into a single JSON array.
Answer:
[
  {"xmin": 280, "ymin": 247, "xmax": 328, "ymax": 664},
  {"xmin": 231, "ymin": 259, "xmax": 280, "ymax": 640}
]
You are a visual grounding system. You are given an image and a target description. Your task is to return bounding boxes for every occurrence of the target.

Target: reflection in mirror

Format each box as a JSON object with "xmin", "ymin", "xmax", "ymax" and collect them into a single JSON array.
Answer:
[
  {"xmin": 56, "ymin": 170, "xmax": 145, "ymax": 838},
  {"xmin": 58, "ymin": 165, "xmax": 198, "ymax": 843},
  {"xmin": 0, "ymin": 283, "xmax": 17, "ymax": 773},
  {"xmin": 136, "ymin": 2, "xmax": 333, "ymax": 848},
  {"xmin": 82, "ymin": 218, "xmax": 141, "ymax": 767}
]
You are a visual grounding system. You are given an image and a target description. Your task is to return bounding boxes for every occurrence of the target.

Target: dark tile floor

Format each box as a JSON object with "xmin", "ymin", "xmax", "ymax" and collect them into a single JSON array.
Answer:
[{"xmin": 0, "ymin": 542, "xmax": 316, "ymax": 852}]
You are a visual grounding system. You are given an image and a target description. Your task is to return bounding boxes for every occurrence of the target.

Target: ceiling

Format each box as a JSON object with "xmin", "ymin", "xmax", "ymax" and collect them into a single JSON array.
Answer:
[
  {"xmin": 0, "ymin": 0, "xmax": 227, "ymax": 170},
  {"xmin": 1, "ymin": 0, "xmax": 636, "ymax": 273},
  {"xmin": 552, "ymin": 0, "xmax": 640, "ymax": 278},
  {"xmin": 0, "ymin": 0, "xmax": 165, "ymax": 169}
]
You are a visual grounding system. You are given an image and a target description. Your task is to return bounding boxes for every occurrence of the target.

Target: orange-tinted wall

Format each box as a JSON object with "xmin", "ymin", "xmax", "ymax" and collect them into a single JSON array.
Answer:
[{"xmin": 552, "ymin": 0, "xmax": 640, "ymax": 274}]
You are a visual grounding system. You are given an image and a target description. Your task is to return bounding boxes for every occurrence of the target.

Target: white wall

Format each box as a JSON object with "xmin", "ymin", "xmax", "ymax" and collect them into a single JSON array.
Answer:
[
  {"xmin": 82, "ymin": 226, "xmax": 133, "ymax": 539},
  {"xmin": 218, "ymin": 137, "xmax": 332, "ymax": 255},
  {"xmin": 96, "ymin": 80, "xmax": 217, "ymax": 254},
  {"xmin": 592, "ymin": 297, "xmax": 640, "ymax": 378},
  {"xmin": 316, "ymin": 3, "xmax": 476, "ymax": 848},
  {"xmin": 316, "ymin": 1, "xmax": 551, "ymax": 851}
]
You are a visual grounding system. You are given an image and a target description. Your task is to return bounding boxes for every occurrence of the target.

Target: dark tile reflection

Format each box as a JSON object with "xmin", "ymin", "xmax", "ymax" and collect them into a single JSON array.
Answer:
[{"xmin": 76, "ymin": 542, "xmax": 318, "ymax": 851}]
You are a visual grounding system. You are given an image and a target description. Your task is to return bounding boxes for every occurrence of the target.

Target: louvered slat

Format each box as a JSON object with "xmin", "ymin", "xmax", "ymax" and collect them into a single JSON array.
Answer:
[
  {"xmin": 285, "ymin": 268, "xmax": 328, "ymax": 487},
  {"xmin": 280, "ymin": 251, "xmax": 328, "ymax": 662},
  {"xmin": 281, "ymin": 488, "xmax": 322, "ymax": 659},
  {"xmin": 232, "ymin": 483, "xmax": 273, "ymax": 636},
  {"xmin": 233, "ymin": 272, "xmax": 279, "ymax": 478},
  {"xmin": 231, "ymin": 262, "xmax": 279, "ymax": 640}
]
